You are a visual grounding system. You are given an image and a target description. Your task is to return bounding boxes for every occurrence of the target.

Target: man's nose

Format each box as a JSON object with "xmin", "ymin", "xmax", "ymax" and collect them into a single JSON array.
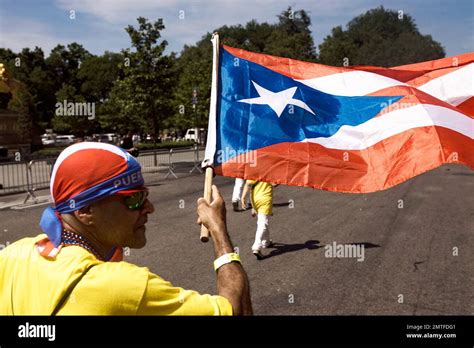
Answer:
[{"xmin": 140, "ymin": 199, "xmax": 155, "ymax": 214}]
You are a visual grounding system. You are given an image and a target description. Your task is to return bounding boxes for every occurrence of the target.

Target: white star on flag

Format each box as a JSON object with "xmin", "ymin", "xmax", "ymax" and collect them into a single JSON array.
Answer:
[{"xmin": 238, "ymin": 80, "xmax": 315, "ymax": 117}]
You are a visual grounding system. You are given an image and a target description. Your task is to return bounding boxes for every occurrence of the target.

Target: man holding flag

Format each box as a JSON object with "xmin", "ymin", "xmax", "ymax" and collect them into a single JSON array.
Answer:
[{"xmin": 0, "ymin": 142, "xmax": 253, "ymax": 316}]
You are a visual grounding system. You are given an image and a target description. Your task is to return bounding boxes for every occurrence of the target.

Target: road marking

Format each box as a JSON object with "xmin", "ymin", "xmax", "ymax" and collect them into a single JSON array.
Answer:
[{"xmin": 10, "ymin": 200, "xmax": 52, "ymax": 210}]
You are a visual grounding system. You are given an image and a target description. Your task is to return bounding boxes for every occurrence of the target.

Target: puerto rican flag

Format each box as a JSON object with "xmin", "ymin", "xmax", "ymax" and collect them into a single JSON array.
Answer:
[{"xmin": 203, "ymin": 36, "xmax": 474, "ymax": 193}]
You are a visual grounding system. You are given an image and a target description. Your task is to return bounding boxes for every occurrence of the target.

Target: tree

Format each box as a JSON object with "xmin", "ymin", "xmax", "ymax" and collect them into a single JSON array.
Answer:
[
  {"xmin": 319, "ymin": 6, "xmax": 445, "ymax": 67},
  {"xmin": 169, "ymin": 41, "xmax": 212, "ymax": 135},
  {"xmin": 78, "ymin": 52, "xmax": 123, "ymax": 103},
  {"xmin": 101, "ymin": 17, "xmax": 174, "ymax": 138},
  {"xmin": 5, "ymin": 81, "xmax": 35, "ymax": 145},
  {"xmin": 265, "ymin": 7, "xmax": 317, "ymax": 61},
  {"xmin": 52, "ymin": 83, "xmax": 99, "ymax": 135},
  {"xmin": 0, "ymin": 47, "xmax": 55, "ymax": 127},
  {"xmin": 171, "ymin": 7, "xmax": 318, "ymax": 132},
  {"xmin": 0, "ymin": 43, "xmax": 94, "ymax": 132},
  {"xmin": 46, "ymin": 43, "xmax": 92, "ymax": 92}
]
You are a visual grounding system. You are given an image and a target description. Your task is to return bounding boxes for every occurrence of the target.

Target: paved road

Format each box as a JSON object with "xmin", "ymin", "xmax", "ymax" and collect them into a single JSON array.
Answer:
[{"xmin": 0, "ymin": 163, "xmax": 472, "ymax": 315}]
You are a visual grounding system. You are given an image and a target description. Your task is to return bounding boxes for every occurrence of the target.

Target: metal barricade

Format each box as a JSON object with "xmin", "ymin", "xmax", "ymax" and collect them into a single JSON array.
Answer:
[
  {"xmin": 0, "ymin": 161, "xmax": 29, "ymax": 195},
  {"xmin": 189, "ymin": 144, "xmax": 203, "ymax": 173},
  {"xmin": 165, "ymin": 149, "xmax": 178, "ymax": 179},
  {"xmin": 24, "ymin": 159, "xmax": 55, "ymax": 203},
  {"xmin": 137, "ymin": 150, "xmax": 168, "ymax": 173},
  {"xmin": 0, "ymin": 146, "xmax": 204, "ymax": 197}
]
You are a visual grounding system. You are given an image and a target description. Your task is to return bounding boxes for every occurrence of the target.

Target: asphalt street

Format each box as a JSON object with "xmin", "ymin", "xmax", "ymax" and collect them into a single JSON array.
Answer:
[{"xmin": 0, "ymin": 163, "xmax": 473, "ymax": 315}]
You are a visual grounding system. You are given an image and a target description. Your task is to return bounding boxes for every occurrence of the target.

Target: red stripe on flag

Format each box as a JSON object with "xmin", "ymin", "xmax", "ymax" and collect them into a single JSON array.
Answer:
[
  {"xmin": 223, "ymin": 45, "xmax": 474, "ymax": 86},
  {"xmin": 393, "ymin": 52, "xmax": 474, "ymax": 71},
  {"xmin": 223, "ymin": 45, "xmax": 347, "ymax": 80},
  {"xmin": 216, "ymin": 126, "xmax": 473, "ymax": 193},
  {"xmin": 456, "ymin": 97, "xmax": 474, "ymax": 117}
]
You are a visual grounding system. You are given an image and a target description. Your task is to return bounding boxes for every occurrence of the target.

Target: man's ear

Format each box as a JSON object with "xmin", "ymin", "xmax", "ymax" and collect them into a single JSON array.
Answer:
[{"xmin": 73, "ymin": 205, "xmax": 94, "ymax": 226}]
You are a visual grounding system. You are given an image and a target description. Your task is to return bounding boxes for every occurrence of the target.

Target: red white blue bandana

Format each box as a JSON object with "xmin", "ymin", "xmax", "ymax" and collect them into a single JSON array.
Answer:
[{"xmin": 39, "ymin": 142, "xmax": 145, "ymax": 247}]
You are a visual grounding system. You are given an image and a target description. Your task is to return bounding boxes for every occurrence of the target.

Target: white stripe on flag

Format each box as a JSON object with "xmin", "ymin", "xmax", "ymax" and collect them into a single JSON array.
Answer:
[
  {"xmin": 418, "ymin": 63, "xmax": 474, "ymax": 106},
  {"xmin": 303, "ymin": 104, "xmax": 474, "ymax": 150},
  {"xmin": 297, "ymin": 63, "xmax": 473, "ymax": 108},
  {"xmin": 297, "ymin": 70, "xmax": 406, "ymax": 96},
  {"xmin": 202, "ymin": 33, "xmax": 220, "ymax": 168}
]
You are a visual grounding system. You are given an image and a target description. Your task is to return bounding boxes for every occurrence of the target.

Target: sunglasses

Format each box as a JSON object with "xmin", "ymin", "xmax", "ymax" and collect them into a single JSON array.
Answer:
[{"xmin": 116, "ymin": 190, "xmax": 149, "ymax": 210}]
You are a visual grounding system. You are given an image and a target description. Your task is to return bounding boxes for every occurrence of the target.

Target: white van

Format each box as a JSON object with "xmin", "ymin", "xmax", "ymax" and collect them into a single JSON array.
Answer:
[
  {"xmin": 184, "ymin": 129, "xmax": 197, "ymax": 141},
  {"xmin": 184, "ymin": 128, "xmax": 206, "ymax": 143}
]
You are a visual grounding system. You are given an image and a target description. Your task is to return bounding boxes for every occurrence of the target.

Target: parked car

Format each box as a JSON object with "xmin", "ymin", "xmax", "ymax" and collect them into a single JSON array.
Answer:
[
  {"xmin": 41, "ymin": 134, "xmax": 56, "ymax": 146},
  {"xmin": 184, "ymin": 128, "xmax": 206, "ymax": 143},
  {"xmin": 184, "ymin": 129, "xmax": 196, "ymax": 141},
  {"xmin": 55, "ymin": 135, "xmax": 76, "ymax": 146},
  {"xmin": 98, "ymin": 133, "xmax": 117, "ymax": 144}
]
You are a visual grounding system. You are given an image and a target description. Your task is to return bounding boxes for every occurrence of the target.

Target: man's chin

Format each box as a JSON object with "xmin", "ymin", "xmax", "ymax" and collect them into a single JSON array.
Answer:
[{"xmin": 130, "ymin": 226, "xmax": 147, "ymax": 248}]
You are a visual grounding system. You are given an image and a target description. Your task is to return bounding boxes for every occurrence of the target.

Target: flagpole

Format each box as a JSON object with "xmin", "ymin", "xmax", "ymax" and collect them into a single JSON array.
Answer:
[{"xmin": 199, "ymin": 32, "xmax": 220, "ymax": 242}]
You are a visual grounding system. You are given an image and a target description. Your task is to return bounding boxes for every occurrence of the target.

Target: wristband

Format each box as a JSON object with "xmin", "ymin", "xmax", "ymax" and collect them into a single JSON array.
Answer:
[{"xmin": 213, "ymin": 252, "xmax": 241, "ymax": 271}]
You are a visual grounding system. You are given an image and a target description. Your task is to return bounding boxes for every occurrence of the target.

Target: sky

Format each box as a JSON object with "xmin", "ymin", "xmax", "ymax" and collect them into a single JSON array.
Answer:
[{"xmin": 0, "ymin": 0, "xmax": 473, "ymax": 58}]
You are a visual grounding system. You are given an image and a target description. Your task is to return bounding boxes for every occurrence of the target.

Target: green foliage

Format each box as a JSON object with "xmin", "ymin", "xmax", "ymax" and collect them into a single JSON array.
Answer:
[
  {"xmin": 135, "ymin": 140, "xmax": 195, "ymax": 150},
  {"xmin": 319, "ymin": 6, "xmax": 445, "ymax": 67},
  {"xmin": 1, "ymin": 5, "xmax": 449, "ymax": 143},
  {"xmin": 100, "ymin": 17, "xmax": 175, "ymax": 137},
  {"xmin": 169, "ymin": 39, "xmax": 212, "ymax": 133},
  {"xmin": 264, "ymin": 7, "xmax": 317, "ymax": 61},
  {"xmin": 46, "ymin": 43, "xmax": 92, "ymax": 92},
  {"xmin": 7, "ymin": 86, "xmax": 35, "ymax": 144},
  {"xmin": 170, "ymin": 6, "xmax": 317, "ymax": 131},
  {"xmin": 0, "ymin": 47, "xmax": 54, "ymax": 125},
  {"xmin": 78, "ymin": 52, "xmax": 123, "ymax": 102},
  {"xmin": 52, "ymin": 84, "xmax": 99, "ymax": 135},
  {"xmin": 30, "ymin": 146, "xmax": 68, "ymax": 159},
  {"xmin": 31, "ymin": 141, "xmax": 195, "ymax": 158}
]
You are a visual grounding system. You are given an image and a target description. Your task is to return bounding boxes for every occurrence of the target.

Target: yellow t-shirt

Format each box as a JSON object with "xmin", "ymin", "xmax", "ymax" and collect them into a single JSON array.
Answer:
[
  {"xmin": 247, "ymin": 180, "xmax": 273, "ymax": 215},
  {"xmin": 0, "ymin": 234, "xmax": 232, "ymax": 315}
]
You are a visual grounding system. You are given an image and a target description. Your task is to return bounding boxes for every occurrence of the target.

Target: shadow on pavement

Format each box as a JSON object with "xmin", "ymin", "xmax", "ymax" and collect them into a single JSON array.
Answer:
[
  {"xmin": 262, "ymin": 240, "xmax": 321, "ymax": 259},
  {"xmin": 343, "ymin": 242, "xmax": 380, "ymax": 249},
  {"xmin": 273, "ymin": 202, "xmax": 291, "ymax": 207}
]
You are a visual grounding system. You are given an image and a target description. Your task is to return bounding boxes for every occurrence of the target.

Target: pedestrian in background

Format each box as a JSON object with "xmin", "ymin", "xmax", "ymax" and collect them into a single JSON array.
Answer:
[{"xmin": 241, "ymin": 179, "xmax": 274, "ymax": 259}]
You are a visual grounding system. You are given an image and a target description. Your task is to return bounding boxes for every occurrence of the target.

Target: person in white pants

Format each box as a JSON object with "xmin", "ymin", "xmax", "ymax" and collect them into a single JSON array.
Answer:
[
  {"xmin": 241, "ymin": 180, "xmax": 274, "ymax": 259},
  {"xmin": 232, "ymin": 178, "xmax": 245, "ymax": 211}
]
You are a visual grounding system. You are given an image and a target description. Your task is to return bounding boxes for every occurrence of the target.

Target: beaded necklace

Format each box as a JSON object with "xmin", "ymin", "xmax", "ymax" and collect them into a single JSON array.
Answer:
[{"xmin": 61, "ymin": 229, "xmax": 104, "ymax": 261}]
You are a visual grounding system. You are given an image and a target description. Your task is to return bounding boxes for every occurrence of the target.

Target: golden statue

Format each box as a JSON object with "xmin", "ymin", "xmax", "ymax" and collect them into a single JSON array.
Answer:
[{"xmin": 0, "ymin": 63, "xmax": 28, "ymax": 103}]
